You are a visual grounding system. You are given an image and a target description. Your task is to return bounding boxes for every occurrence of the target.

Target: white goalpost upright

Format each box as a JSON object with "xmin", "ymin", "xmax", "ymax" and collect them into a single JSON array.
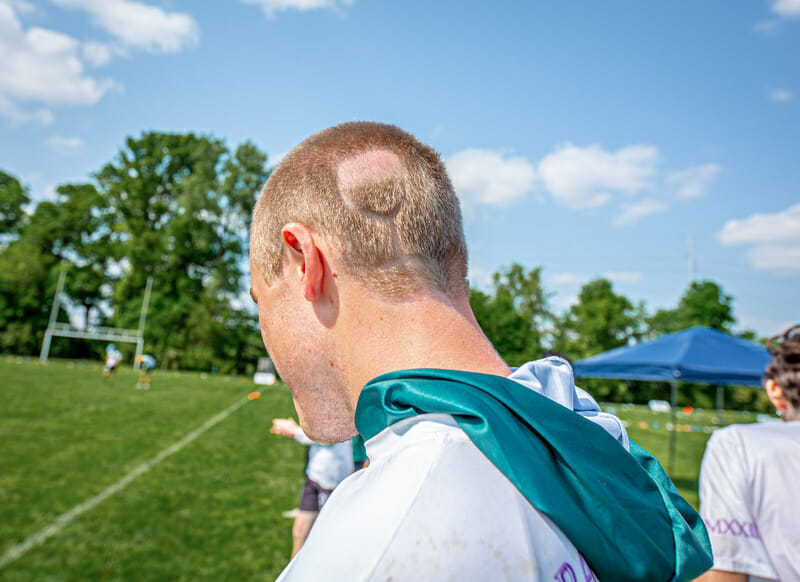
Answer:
[{"xmin": 39, "ymin": 271, "xmax": 154, "ymax": 370}]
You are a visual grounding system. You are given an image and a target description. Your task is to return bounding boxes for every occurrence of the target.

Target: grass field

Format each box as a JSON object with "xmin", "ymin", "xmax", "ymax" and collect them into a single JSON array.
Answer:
[
  {"xmin": 1, "ymin": 357, "xmax": 760, "ymax": 580},
  {"xmin": 1, "ymin": 357, "xmax": 302, "ymax": 581}
]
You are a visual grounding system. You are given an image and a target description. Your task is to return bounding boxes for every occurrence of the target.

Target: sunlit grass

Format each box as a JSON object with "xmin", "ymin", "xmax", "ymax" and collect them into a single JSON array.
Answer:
[
  {"xmin": 1, "ymin": 357, "xmax": 301, "ymax": 581},
  {"xmin": 0, "ymin": 357, "xmax": 762, "ymax": 579}
]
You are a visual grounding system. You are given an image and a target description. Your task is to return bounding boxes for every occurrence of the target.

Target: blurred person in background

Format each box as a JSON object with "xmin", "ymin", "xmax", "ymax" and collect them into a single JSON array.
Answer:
[
  {"xmin": 696, "ymin": 324, "xmax": 800, "ymax": 582},
  {"xmin": 271, "ymin": 417, "xmax": 354, "ymax": 557},
  {"xmin": 135, "ymin": 354, "xmax": 157, "ymax": 389},
  {"xmin": 102, "ymin": 344, "xmax": 123, "ymax": 382}
]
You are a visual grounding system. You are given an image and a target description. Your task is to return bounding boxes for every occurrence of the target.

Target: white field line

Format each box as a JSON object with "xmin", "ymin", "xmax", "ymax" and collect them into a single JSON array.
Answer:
[{"xmin": 0, "ymin": 395, "xmax": 251, "ymax": 569}]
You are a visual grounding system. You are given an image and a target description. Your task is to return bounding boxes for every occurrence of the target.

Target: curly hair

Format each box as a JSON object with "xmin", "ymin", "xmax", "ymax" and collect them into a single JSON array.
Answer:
[{"xmin": 766, "ymin": 324, "xmax": 800, "ymax": 408}]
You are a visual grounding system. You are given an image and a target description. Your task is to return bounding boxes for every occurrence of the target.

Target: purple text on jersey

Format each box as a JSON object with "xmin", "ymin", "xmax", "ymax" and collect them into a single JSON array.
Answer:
[
  {"xmin": 704, "ymin": 518, "xmax": 760, "ymax": 539},
  {"xmin": 554, "ymin": 554, "xmax": 596, "ymax": 582}
]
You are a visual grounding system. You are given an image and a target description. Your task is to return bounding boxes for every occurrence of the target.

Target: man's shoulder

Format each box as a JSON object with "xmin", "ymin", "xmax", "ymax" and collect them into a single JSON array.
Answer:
[
  {"xmin": 713, "ymin": 421, "xmax": 800, "ymax": 446},
  {"xmin": 707, "ymin": 421, "xmax": 800, "ymax": 472},
  {"xmin": 352, "ymin": 414, "xmax": 493, "ymax": 495},
  {"xmin": 284, "ymin": 415, "xmax": 587, "ymax": 581}
]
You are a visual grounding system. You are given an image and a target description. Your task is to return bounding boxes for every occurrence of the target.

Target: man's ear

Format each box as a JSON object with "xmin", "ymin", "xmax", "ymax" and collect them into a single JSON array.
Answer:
[
  {"xmin": 765, "ymin": 379, "xmax": 787, "ymax": 413},
  {"xmin": 281, "ymin": 223, "xmax": 324, "ymax": 302}
]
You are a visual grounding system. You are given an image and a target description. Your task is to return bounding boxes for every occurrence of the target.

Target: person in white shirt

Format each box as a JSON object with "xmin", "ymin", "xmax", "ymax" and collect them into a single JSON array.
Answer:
[
  {"xmin": 249, "ymin": 122, "xmax": 711, "ymax": 581},
  {"xmin": 103, "ymin": 344, "xmax": 123, "ymax": 382},
  {"xmin": 270, "ymin": 417, "xmax": 354, "ymax": 557},
  {"xmin": 696, "ymin": 324, "xmax": 800, "ymax": 582},
  {"xmin": 276, "ymin": 357, "xmax": 628, "ymax": 581},
  {"xmin": 135, "ymin": 354, "xmax": 157, "ymax": 389}
]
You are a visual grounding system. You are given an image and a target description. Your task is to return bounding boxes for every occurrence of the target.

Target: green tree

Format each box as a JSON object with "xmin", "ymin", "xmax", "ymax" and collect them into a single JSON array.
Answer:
[
  {"xmin": 677, "ymin": 280, "xmax": 735, "ymax": 331},
  {"xmin": 0, "ymin": 172, "xmax": 58, "ymax": 355},
  {"xmin": 493, "ymin": 264, "xmax": 553, "ymax": 355},
  {"xmin": 0, "ymin": 180, "xmax": 111, "ymax": 356},
  {"xmin": 470, "ymin": 264, "xmax": 553, "ymax": 365},
  {"xmin": 0, "ymin": 238, "xmax": 53, "ymax": 354},
  {"xmin": 648, "ymin": 280, "xmax": 734, "ymax": 336},
  {"xmin": 0, "ymin": 170, "xmax": 30, "ymax": 243},
  {"xmin": 34, "ymin": 184, "xmax": 111, "ymax": 326},
  {"xmin": 469, "ymin": 287, "xmax": 533, "ymax": 365},
  {"xmin": 556, "ymin": 278, "xmax": 638, "ymax": 359},
  {"xmin": 94, "ymin": 132, "xmax": 270, "ymax": 371},
  {"xmin": 0, "ymin": 136, "xmax": 271, "ymax": 372}
]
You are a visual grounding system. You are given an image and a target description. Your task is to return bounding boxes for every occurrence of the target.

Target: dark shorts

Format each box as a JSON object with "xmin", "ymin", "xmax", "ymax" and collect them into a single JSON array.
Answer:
[{"xmin": 299, "ymin": 478, "xmax": 333, "ymax": 512}]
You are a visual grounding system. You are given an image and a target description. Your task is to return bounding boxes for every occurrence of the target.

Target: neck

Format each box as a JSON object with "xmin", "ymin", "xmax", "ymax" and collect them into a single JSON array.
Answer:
[{"xmin": 336, "ymin": 284, "xmax": 511, "ymax": 407}]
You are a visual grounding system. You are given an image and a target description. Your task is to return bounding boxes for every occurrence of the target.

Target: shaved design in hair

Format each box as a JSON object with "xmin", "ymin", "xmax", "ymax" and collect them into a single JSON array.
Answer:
[{"xmin": 251, "ymin": 122, "xmax": 468, "ymax": 297}]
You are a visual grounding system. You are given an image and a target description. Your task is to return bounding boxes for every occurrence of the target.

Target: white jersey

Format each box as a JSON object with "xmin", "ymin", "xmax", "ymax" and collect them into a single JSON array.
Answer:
[
  {"xmin": 293, "ymin": 429, "xmax": 354, "ymax": 491},
  {"xmin": 277, "ymin": 414, "xmax": 594, "ymax": 582},
  {"xmin": 699, "ymin": 420, "xmax": 800, "ymax": 581},
  {"xmin": 105, "ymin": 349, "xmax": 123, "ymax": 367}
]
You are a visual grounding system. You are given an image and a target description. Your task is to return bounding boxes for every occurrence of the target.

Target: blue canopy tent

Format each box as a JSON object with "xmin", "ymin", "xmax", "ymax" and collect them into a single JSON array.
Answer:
[
  {"xmin": 573, "ymin": 326, "xmax": 769, "ymax": 386},
  {"xmin": 573, "ymin": 326, "xmax": 771, "ymax": 471}
]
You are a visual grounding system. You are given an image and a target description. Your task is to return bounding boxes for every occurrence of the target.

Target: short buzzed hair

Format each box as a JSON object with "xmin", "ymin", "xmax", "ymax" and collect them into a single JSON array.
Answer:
[{"xmin": 250, "ymin": 122, "xmax": 468, "ymax": 297}]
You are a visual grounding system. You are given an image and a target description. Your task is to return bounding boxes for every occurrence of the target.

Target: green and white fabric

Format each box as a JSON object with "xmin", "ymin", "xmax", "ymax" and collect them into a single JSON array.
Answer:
[
  {"xmin": 356, "ymin": 365, "xmax": 711, "ymax": 582},
  {"xmin": 277, "ymin": 413, "xmax": 594, "ymax": 581},
  {"xmin": 277, "ymin": 359, "xmax": 712, "ymax": 581}
]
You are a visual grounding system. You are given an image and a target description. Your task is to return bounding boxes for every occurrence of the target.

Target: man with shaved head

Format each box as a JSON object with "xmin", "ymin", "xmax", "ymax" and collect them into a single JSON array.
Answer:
[{"xmin": 250, "ymin": 122, "xmax": 712, "ymax": 581}]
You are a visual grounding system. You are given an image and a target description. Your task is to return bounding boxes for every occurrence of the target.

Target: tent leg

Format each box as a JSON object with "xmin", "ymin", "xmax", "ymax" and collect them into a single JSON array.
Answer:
[
  {"xmin": 668, "ymin": 382, "xmax": 678, "ymax": 475},
  {"xmin": 716, "ymin": 385, "xmax": 724, "ymax": 411}
]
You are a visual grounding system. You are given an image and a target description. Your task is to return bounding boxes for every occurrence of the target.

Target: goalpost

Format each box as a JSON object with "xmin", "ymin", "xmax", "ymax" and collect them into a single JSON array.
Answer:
[{"xmin": 39, "ymin": 270, "xmax": 154, "ymax": 370}]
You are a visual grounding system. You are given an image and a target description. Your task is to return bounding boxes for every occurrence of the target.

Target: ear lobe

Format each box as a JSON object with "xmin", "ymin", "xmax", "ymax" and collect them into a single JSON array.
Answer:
[
  {"xmin": 765, "ymin": 379, "xmax": 787, "ymax": 412},
  {"xmin": 281, "ymin": 223, "xmax": 325, "ymax": 303}
]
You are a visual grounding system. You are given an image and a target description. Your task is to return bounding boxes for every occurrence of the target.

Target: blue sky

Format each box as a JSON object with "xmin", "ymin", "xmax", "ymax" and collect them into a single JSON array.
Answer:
[{"xmin": 0, "ymin": 0, "xmax": 798, "ymax": 337}]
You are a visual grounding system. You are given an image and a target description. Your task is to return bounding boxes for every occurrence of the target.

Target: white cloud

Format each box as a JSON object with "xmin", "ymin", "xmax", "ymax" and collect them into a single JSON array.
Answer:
[
  {"xmin": 718, "ymin": 203, "xmax": 800, "ymax": 245},
  {"xmin": 0, "ymin": 94, "xmax": 53, "ymax": 125},
  {"xmin": 446, "ymin": 149, "xmax": 537, "ymax": 208},
  {"xmin": 446, "ymin": 139, "xmax": 715, "ymax": 228},
  {"xmin": 82, "ymin": 41, "xmax": 112, "ymax": 66},
  {"xmin": 45, "ymin": 135, "xmax": 84, "ymax": 153},
  {"xmin": 771, "ymin": 0, "xmax": 800, "ymax": 18},
  {"xmin": 754, "ymin": 19, "xmax": 780, "ymax": 34},
  {"xmin": 602, "ymin": 271, "xmax": 643, "ymax": 284},
  {"xmin": 50, "ymin": 0, "xmax": 199, "ymax": 53},
  {"xmin": 768, "ymin": 88, "xmax": 794, "ymax": 102},
  {"xmin": 717, "ymin": 203, "xmax": 800, "ymax": 273},
  {"xmin": 240, "ymin": 0, "xmax": 355, "ymax": 18},
  {"xmin": 744, "ymin": 245, "xmax": 800, "ymax": 272},
  {"xmin": 612, "ymin": 199, "xmax": 669, "ymax": 227},
  {"xmin": 0, "ymin": 2, "xmax": 116, "ymax": 124},
  {"xmin": 667, "ymin": 163, "xmax": 721, "ymax": 199},
  {"xmin": 538, "ymin": 143, "xmax": 660, "ymax": 210},
  {"xmin": 550, "ymin": 272, "xmax": 589, "ymax": 286}
]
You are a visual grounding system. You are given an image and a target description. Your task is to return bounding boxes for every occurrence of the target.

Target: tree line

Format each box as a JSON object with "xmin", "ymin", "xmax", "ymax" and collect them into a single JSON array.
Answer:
[
  {"xmin": 1, "ymin": 132, "xmax": 269, "ymax": 374},
  {"xmin": 0, "ymin": 131, "xmax": 766, "ymax": 406},
  {"xmin": 470, "ymin": 264, "xmax": 767, "ymax": 410}
]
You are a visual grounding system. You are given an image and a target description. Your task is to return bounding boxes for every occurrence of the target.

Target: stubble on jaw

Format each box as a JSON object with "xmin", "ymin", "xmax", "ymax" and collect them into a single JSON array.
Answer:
[{"xmin": 292, "ymin": 378, "xmax": 358, "ymax": 444}]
